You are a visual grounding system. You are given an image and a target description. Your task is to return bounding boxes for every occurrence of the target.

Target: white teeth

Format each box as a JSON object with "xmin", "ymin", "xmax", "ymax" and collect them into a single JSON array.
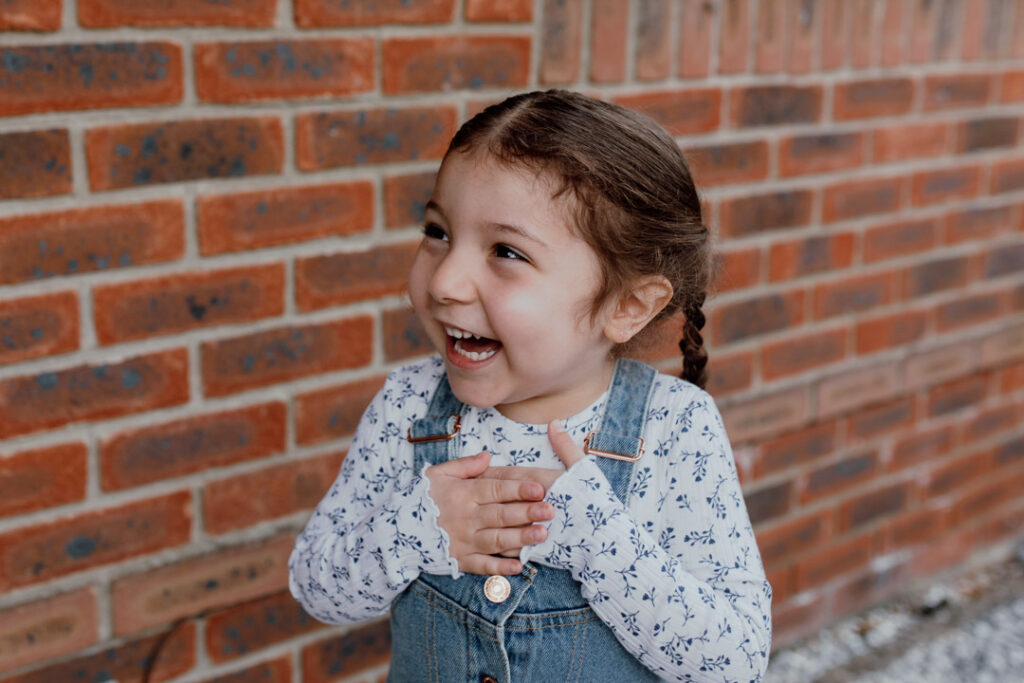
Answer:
[
  {"xmin": 444, "ymin": 325, "xmax": 485, "ymax": 341},
  {"xmin": 453, "ymin": 339, "xmax": 498, "ymax": 361}
]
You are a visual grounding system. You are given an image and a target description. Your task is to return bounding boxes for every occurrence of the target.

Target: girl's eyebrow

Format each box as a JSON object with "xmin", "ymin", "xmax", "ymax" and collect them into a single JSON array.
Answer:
[{"xmin": 492, "ymin": 222, "xmax": 546, "ymax": 247}]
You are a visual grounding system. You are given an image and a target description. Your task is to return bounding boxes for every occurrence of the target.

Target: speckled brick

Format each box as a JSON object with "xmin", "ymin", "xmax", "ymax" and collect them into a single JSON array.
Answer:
[
  {"xmin": 296, "ymin": 106, "xmax": 456, "ymax": 170},
  {"xmin": 93, "ymin": 264, "xmax": 285, "ymax": 344},
  {"xmin": 200, "ymin": 317, "xmax": 373, "ymax": 397},
  {"xmin": 382, "ymin": 306, "xmax": 433, "ymax": 362},
  {"xmin": 384, "ymin": 171, "xmax": 436, "ymax": 228},
  {"xmin": 0, "ymin": 200, "xmax": 184, "ymax": 285},
  {"xmin": 198, "ymin": 656, "xmax": 292, "ymax": 683},
  {"xmin": 823, "ymin": 177, "xmax": 903, "ymax": 222},
  {"xmin": 0, "ymin": 348, "xmax": 189, "ymax": 439},
  {"xmin": 295, "ymin": 374, "xmax": 386, "ymax": 445},
  {"xmin": 924, "ymin": 73, "xmax": 993, "ymax": 110},
  {"xmin": 79, "ymin": 0, "xmax": 277, "ymax": 27},
  {"xmin": 382, "ymin": 36, "xmax": 531, "ymax": 93},
  {"xmin": 678, "ymin": 0, "xmax": 713, "ymax": 78},
  {"xmin": 712, "ymin": 291, "xmax": 806, "ymax": 344},
  {"xmin": 0, "ymin": 443, "xmax": 86, "ymax": 519},
  {"xmin": 0, "ymin": 129, "xmax": 71, "ymax": 200},
  {"xmin": 686, "ymin": 140, "xmax": 770, "ymax": 187},
  {"xmin": 589, "ymin": 0, "xmax": 628, "ymax": 82},
  {"xmin": 539, "ymin": 0, "xmax": 582, "ymax": 84},
  {"xmin": 0, "ymin": 589, "xmax": 96, "ymax": 674},
  {"xmin": 614, "ymin": 89, "xmax": 722, "ymax": 135},
  {"xmin": 206, "ymin": 591, "xmax": 326, "ymax": 663},
  {"xmin": 100, "ymin": 402, "xmax": 287, "ymax": 490},
  {"xmin": 833, "ymin": 78, "xmax": 915, "ymax": 120},
  {"xmin": 731, "ymin": 84, "xmax": 823, "ymax": 127},
  {"xmin": 86, "ymin": 117, "xmax": 284, "ymax": 191},
  {"xmin": 294, "ymin": 0, "xmax": 454, "ymax": 26},
  {"xmin": 302, "ymin": 620, "xmax": 392, "ymax": 683},
  {"xmin": 466, "ymin": 0, "xmax": 532, "ymax": 21},
  {"xmin": 0, "ymin": 291, "xmax": 78, "ymax": 366},
  {"xmin": 0, "ymin": 42, "xmax": 182, "ymax": 116},
  {"xmin": 0, "ymin": 491, "xmax": 192, "ymax": 590},
  {"xmin": 295, "ymin": 241, "xmax": 418, "ymax": 311},
  {"xmin": 0, "ymin": 0, "xmax": 61, "ymax": 30},
  {"xmin": 195, "ymin": 38, "xmax": 374, "ymax": 103},
  {"xmin": 718, "ymin": 190, "xmax": 813, "ymax": 238}
]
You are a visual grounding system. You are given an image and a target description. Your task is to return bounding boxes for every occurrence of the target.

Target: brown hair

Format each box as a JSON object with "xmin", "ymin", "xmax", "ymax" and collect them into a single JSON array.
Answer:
[{"xmin": 445, "ymin": 90, "xmax": 712, "ymax": 389}]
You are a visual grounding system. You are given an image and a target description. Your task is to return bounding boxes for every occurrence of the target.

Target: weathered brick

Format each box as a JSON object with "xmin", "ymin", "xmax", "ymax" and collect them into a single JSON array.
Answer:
[
  {"xmin": 820, "ymin": 0, "xmax": 848, "ymax": 69},
  {"xmin": 295, "ymin": 0, "xmax": 454, "ymax": 26},
  {"xmin": 295, "ymin": 242, "xmax": 418, "ymax": 311},
  {"xmin": 466, "ymin": 0, "xmax": 533, "ymax": 21},
  {"xmin": 198, "ymin": 656, "xmax": 292, "ymax": 683},
  {"xmin": 813, "ymin": 271, "xmax": 898, "ymax": 319},
  {"xmin": 613, "ymin": 89, "xmax": 722, "ymax": 136},
  {"xmin": 951, "ymin": 475, "xmax": 1022, "ymax": 526},
  {"xmin": 383, "ymin": 306, "xmax": 433, "ymax": 362},
  {"xmin": 589, "ymin": 0, "xmax": 629, "ymax": 82},
  {"xmin": 295, "ymin": 375, "xmax": 386, "ymax": 445},
  {"xmin": 945, "ymin": 205, "xmax": 1015, "ymax": 244},
  {"xmin": 0, "ymin": 291, "xmax": 78, "ymax": 366},
  {"xmin": 382, "ymin": 36, "xmax": 530, "ymax": 94},
  {"xmin": 755, "ymin": 0, "xmax": 785, "ymax": 73},
  {"xmin": 779, "ymin": 132, "xmax": 864, "ymax": 176},
  {"xmin": 927, "ymin": 450, "xmax": 989, "ymax": 497},
  {"xmin": 195, "ymin": 39, "xmax": 374, "ymax": 103},
  {"xmin": 755, "ymin": 420, "xmax": 838, "ymax": 477},
  {"xmin": 928, "ymin": 375, "xmax": 989, "ymax": 417},
  {"xmin": 198, "ymin": 181, "xmax": 374, "ymax": 254},
  {"xmin": 784, "ymin": 0, "xmax": 818, "ymax": 73},
  {"xmin": 0, "ymin": 443, "xmax": 86, "ymax": 519},
  {"xmin": 678, "ymin": 0, "xmax": 714, "ymax": 77},
  {"xmin": 863, "ymin": 217, "xmax": 939, "ymax": 263},
  {"xmin": 802, "ymin": 451, "xmax": 878, "ymax": 502},
  {"xmin": 719, "ymin": 387, "xmax": 809, "ymax": 444},
  {"xmin": 872, "ymin": 122, "xmax": 952, "ymax": 163},
  {"xmin": 755, "ymin": 512, "xmax": 830, "ymax": 569},
  {"xmin": 1002, "ymin": 70, "xmax": 1024, "ymax": 102},
  {"xmin": 0, "ymin": 201, "xmax": 184, "ymax": 285},
  {"xmin": 924, "ymin": 74, "xmax": 993, "ymax": 111},
  {"xmin": 905, "ymin": 343, "xmax": 976, "ymax": 390},
  {"xmin": 712, "ymin": 290, "xmax": 805, "ymax": 344},
  {"xmin": 385, "ymin": 171, "xmax": 435, "ymax": 229},
  {"xmin": 958, "ymin": 116, "xmax": 1019, "ymax": 153},
  {"xmin": 635, "ymin": 0, "xmax": 671, "ymax": 80},
  {"xmin": 79, "ymin": 0, "xmax": 277, "ymax": 26},
  {"xmin": 891, "ymin": 425, "xmax": 955, "ymax": 471},
  {"xmin": 960, "ymin": 0, "xmax": 986, "ymax": 60},
  {"xmin": 111, "ymin": 534, "xmax": 292, "ymax": 636},
  {"xmin": 0, "ymin": 349, "xmax": 189, "ymax": 439},
  {"xmin": 0, "ymin": 0, "xmax": 61, "ymax": 30},
  {"xmin": 686, "ymin": 140, "xmax": 769, "ymax": 187},
  {"xmin": 911, "ymin": 166, "xmax": 982, "ymax": 206},
  {"xmin": 762, "ymin": 328, "xmax": 847, "ymax": 380},
  {"xmin": 832, "ymin": 560, "xmax": 911, "ymax": 619},
  {"xmin": 773, "ymin": 593, "xmax": 828, "ymax": 649},
  {"xmin": 715, "ymin": 247, "xmax": 761, "ymax": 292},
  {"xmin": 207, "ymin": 591, "xmax": 325, "ymax": 663},
  {"xmin": 731, "ymin": 85, "xmax": 822, "ymax": 127},
  {"xmin": 539, "ymin": 0, "xmax": 583, "ymax": 84},
  {"xmin": 848, "ymin": 0, "xmax": 883, "ymax": 68},
  {"xmin": 908, "ymin": 0, "xmax": 956, "ymax": 61},
  {"xmin": 823, "ymin": 177, "xmax": 902, "ymax": 222},
  {"xmin": 743, "ymin": 480, "xmax": 793, "ymax": 524},
  {"xmin": 86, "ymin": 117, "xmax": 284, "ymax": 191},
  {"xmin": 833, "ymin": 78, "xmax": 913, "ymax": 120},
  {"xmin": 200, "ymin": 317, "xmax": 373, "ymax": 397},
  {"xmin": 991, "ymin": 158, "xmax": 1024, "ymax": 194},
  {"xmin": 718, "ymin": 189, "xmax": 813, "ymax": 238},
  {"xmin": 296, "ymin": 106, "xmax": 456, "ymax": 170},
  {"xmin": 94, "ymin": 265, "xmax": 284, "ymax": 344},
  {"xmin": 936, "ymin": 291, "xmax": 1006, "ymax": 332},
  {"xmin": 904, "ymin": 255, "xmax": 969, "ymax": 298},
  {"xmin": 718, "ymin": 0, "xmax": 751, "ymax": 73},
  {"xmin": 768, "ymin": 233, "xmax": 855, "ymax": 281},
  {"xmin": 986, "ymin": 243, "xmax": 1024, "ymax": 280},
  {"xmin": 203, "ymin": 451, "xmax": 345, "ymax": 534},
  {"xmin": 0, "ymin": 491, "xmax": 191, "ymax": 590},
  {"xmin": 101, "ymin": 403, "xmax": 287, "ymax": 490},
  {"xmin": 994, "ymin": 434, "xmax": 1024, "ymax": 467},
  {"xmin": 879, "ymin": 0, "xmax": 904, "ymax": 65},
  {"xmin": 884, "ymin": 506, "xmax": 947, "ymax": 550},
  {"xmin": 0, "ymin": 590, "xmax": 97, "ymax": 675},
  {"xmin": 846, "ymin": 397, "xmax": 915, "ymax": 441},
  {"xmin": 704, "ymin": 351, "xmax": 754, "ymax": 396},
  {"xmin": 302, "ymin": 620, "xmax": 392, "ymax": 683},
  {"xmin": 856, "ymin": 310, "xmax": 928, "ymax": 355},
  {"xmin": 816, "ymin": 363, "xmax": 899, "ymax": 416},
  {"xmin": 0, "ymin": 129, "xmax": 71, "ymax": 200},
  {"xmin": 1000, "ymin": 361, "xmax": 1024, "ymax": 393}
]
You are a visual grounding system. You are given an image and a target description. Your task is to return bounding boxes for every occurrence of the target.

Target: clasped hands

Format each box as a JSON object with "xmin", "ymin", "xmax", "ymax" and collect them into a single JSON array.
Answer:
[{"xmin": 425, "ymin": 421, "xmax": 583, "ymax": 576}]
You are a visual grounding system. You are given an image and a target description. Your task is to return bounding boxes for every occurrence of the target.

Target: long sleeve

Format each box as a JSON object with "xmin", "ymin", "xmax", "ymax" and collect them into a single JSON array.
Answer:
[
  {"xmin": 289, "ymin": 372, "xmax": 458, "ymax": 625},
  {"xmin": 522, "ymin": 394, "xmax": 772, "ymax": 682}
]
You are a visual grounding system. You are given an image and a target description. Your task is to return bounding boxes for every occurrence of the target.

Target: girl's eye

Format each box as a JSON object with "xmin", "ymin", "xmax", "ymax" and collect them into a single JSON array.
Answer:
[
  {"xmin": 422, "ymin": 222, "xmax": 448, "ymax": 242},
  {"xmin": 494, "ymin": 244, "xmax": 529, "ymax": 262}
]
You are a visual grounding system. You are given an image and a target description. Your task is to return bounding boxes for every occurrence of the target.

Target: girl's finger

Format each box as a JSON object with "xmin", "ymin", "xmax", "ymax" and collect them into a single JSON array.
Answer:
[
  {"xmin": 473, "ymin": 524, "xmax": 547, "ymax": 555},
  {"xmin": 459, "ymin": 554, "xmax": 522, "ymax": 576},
  {"xmin": 477, "ymin": 501, "xmax": 553, "ymax": 529},
  {"xmin": 548, "ymin": 420, "xmax": 585, "ymax": 469},
  {"xmin": 428, "ymin": 450, "xmax": 490, "ymax": 479},
  {"xmin": 475, "ymin": 476, "xmax": 544, "ymax": 504}
]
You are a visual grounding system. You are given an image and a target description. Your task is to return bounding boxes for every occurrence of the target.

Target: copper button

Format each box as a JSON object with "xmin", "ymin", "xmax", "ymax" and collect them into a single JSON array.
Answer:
[
  {"xmin": 481, "ymin": 676, "xmax": 498, "ymax": 683},
  {"xmin": 483, "ymin": 575, "xmax": 511, "ymax": 603}
]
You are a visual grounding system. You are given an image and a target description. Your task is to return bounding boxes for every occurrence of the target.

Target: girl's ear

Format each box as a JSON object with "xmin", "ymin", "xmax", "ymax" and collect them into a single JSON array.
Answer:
[{"xmin": 603, "ymin": 275, "xmax": 673, "ymax": 344}]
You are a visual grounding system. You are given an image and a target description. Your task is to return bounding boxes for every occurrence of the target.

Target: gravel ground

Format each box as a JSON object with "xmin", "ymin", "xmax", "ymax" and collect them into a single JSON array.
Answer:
[{"xmin": 766, "ymin": 547, "xmax": 1024, "ymax": 683}]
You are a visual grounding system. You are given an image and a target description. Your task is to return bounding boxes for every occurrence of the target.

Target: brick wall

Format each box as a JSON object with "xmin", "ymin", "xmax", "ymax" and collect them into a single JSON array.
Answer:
[{"xmin": 0, "ymin": 0, "xmax": 1022, "ymax": 680}]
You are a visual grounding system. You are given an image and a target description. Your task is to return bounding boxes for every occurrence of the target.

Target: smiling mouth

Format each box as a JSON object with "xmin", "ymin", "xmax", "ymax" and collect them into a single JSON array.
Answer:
[{"xmin": 445, "ymin": 325, "xmax": 502, "ymax": 361}]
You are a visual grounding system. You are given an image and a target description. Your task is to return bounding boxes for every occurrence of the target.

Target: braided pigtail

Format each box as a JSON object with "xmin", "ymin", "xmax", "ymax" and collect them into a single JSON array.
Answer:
[{"xmin": 679, "ymin": 296, "xmax": 708, "ymax": 389}]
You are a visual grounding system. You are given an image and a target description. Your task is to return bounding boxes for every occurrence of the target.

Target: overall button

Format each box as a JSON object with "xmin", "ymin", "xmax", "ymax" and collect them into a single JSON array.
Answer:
[
  {"xmin": 483, "ymin": 575, "xmax": 511, "ymax": 603},
  {"xmin": 481, "ymin": 676, "xmax": 498, "ymax": 683}
]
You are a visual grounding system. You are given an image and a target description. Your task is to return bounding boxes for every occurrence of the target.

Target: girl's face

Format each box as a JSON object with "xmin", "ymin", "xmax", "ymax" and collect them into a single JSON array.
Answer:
[{"xmin": 408, "ymin": 150, "xmax": 618, "ymax": 424}]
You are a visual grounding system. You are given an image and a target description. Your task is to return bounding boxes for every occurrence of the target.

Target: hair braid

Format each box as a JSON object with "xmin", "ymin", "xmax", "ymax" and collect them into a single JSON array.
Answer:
[{"xmin": 680, "ymin": 297, "xmax": 708, "ymax": 389}]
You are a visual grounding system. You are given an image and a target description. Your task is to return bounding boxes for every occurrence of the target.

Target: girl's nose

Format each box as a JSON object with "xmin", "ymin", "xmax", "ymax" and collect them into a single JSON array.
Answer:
[{"xmin": 427, "ymin": 252, "xmax": 474, "ymax": 304}]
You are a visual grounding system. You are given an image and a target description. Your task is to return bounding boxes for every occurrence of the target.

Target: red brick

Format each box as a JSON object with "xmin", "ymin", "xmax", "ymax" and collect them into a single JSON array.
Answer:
[
  {"xmin": 813, "ymin": 271, "xmax": 899, "ymax": 319},
  {"xmin": 998, "ymin": 360, "xmax": 1024, "ymax": 393},
  {"xmin": 1002, "ymin": 71, "xmax": 1024, "ymax": 102},
  {"xmin": 86, "ymin": 117, "xmax": 284, "ymax": 191},
  {"xmin": 711, "ymin": 290, "xmax": 805, "ymax": 344},
  {"xmin": 0, "ymin": 129, "xmax": 70, "ymax": 200},
  {"xmin": 466, "ymin": 0, "xmax": 533, "ymax": 21},
  {"xmin": 863, "ymin": 217, "xmax": 940, "ymax": 263},
  {"xmin": 762, "ymin": 328, "xmax": 847, "ymax": 381},
  {"xmin": 1016, "ymin": 0, "xmax": 1024, "ymax": 58},
  {"xmin": 772, "ymin": 593, "xmax": 828, "ymax": 649},
  {"xmin": 891, "ymin": 425, "xmax": 956, "ymax": 471},
  {"xmin": 0, "ymin": 291, "xmax": 78, "ymax": 366},
  {"xmin": 0, "ymin": 0, "xmax": 60, "ymax": 30},
  {"xmin": 992, "ymin": 158, "xmax": 1024, "ymax": 194},
  {"xmin": 719, "ymin": 387, "xmax": 809, "ymax": 444},
  {"xmin": 950, "ymin": 475, "xmax": 1022, "ymax": 526},
  {"xmin": 0, "ymin": 42, "xmax": 181, "ymax": 116},
  {"xmin": 883, "ymin": 506, "xmax": 948, "ymax": 550},
  {"xmin": 755, "ymin": 511, "xmax": 830, "ymax": 570},
  {"xmin": 904, "ymin": 343, "xmax": 976, "ymax": 389},
  {"xmin": 785, "ymin": 0, "xmax": 818, "ymax": 73},
  {"xmin": 796, "ymin": 533, "xmax": 873, "ymax": 589},
  {"xmin": 937, "ymin": 291, "xmax": 1007, "ymax": 332},
  {"xmin": 994, "ymin": 434, "xmax": 1024, "ymax": 467},
  {"xmin": 383, "ymin": 35, "xmax": 530, "ymax": 94},
  {"xmin": 823, "ymin": 177, "xmax": 902, "ymax": 222},
  {"xmin": 928, "ymin": 375, "xmax": 989, "ymax": 417},
  {"xmin": 678, "ymin": 0, "xmax": 714, "ymax": 77},
  {"xmin": 112, "ymin": 534, "xmax": 292, "ymax": 636},
  {"xmin": 0, "ymin": 349, "xmax": 189, "ymax": 440},
  {"xmin": 0, "ymin": 590, "xmax": 97, "ymax": 675},
  {"xmin": 203, "ymin": 451, "xmax": 346, "ymax": 534},
  {"xmin": 101, "ymin": 403, "xmax": 286, "ymax": 491},
  {"xmin": 779, "ymin": 132, "xmax": 864, "ymax": 177},
  {"xmin": 199, "ymin": 656, "xmax": 292, "ymax": 683},
  {"xmin": 198, "ymin": 182, "xmax": 373, "ymax": 255},
  {"xmin": 840, "ymin": 482, "xmax": 909, "ymax": 531},
  {"xmin": 904, "ymin": 254, "xmax": 969, "ymax": 298},
  {"xmin": 0, "ymin": 201, "xmax": 184, "ymax": 285},
  {"xmin": 907, "ymin": 0, "xmax": 940, "ymax": 61},
  {"xmin": 946, "ymin": 205, "xmax": 1016, "ymax": 244},
  {"xmin": 704, "ymin": 351, "xmax": 754, "ymax": 396},
  {"xmin": 856, "ymin": 310, "xmax": 928, "ymax": 354},
  {"xmin": 924, "ymin": 74, "xmax": 993, "ymax": 111},
  {"xmin": 79, "ymin": 0, "xmax": 276, "ymax": 26},
  {"xmin": 981, "ymin": 324, "xmax": 1024, "ymax": 367},
  {"xmin": 302, "ymin": 620, "xmax": 391, "ymax": 683},
  {"xmin": 816, "ymin": 363, "xmax": 900, "ymax": 417},
  {"xmin": 846, "ymin": 397, "xmax": 914, "ymax": 441},
  {"xmin": 588, "ymin": 0, "xmax": 628, "ymax": 82},
  {"xmin": 719, "ymin": 189, "xmax": 813, "ymax": 238},
  {"xmin": 201, "ymin": 317, "xmax": 373, "ymax": 397},
  {"xmin": 832, "ymin": 559, "xmax": 910, "ymax": 618},
  {"xmin": 614, "ymin": 89, "xmax": 721, "ymax": 136},
  {"xmin": 296, "ymin": 242, "xmax": 418, "ymax": 311},
  {"xmin": 296, "ymin": 106, "xmax": 456, "ymax": 171},
  {"xmin": 755, "ymin": 421, "xmax": 838, "ymax": 477},
  {"xmin": 195, "ymin": 39, "xmax": 373, "ymax": 104},
  {"xmin": 985, "ymin": 243, "xmax": 1024, "ymax": 279},
  {"xmin": 849, "ymin": 0, "xmax": 883, "ymax": 68},
  {"xmin": 820, "ymin": 0, "xmax": 848, "ymax": 69},
  {"xmin": 687, "ymin": 140, "xmax": 769, "ymax": 187},
  {"xmin": 715, "ymin": 247, "xmax": 761, "ymax": 292},
  {"xmin": 718, "ymin": 0, "xmax": 751, "ymax": 73},
  {"xmin": 743, "ymin": 480, "xmax": 793, "ymax": 525},
  {"xmin": 94, "ymin": 265, "xmax": 285, "ymax": 344},
  {"xmin": 872, "ymin": 121, "xmax": 952, "ymax": 163},
  {"xmin": 769, "ymin": 233, "xmax": 854, "ymax": 282},
  {"xmin": 958, "ymin": 116, "xmax": 1019, "ymax": 153},
  {"xmin": 383, "ymin": 307, "xmax": 433, "ymax": 362},
  {"xmin": 0, "ymin": 491, "xmax": 191, "ymax": 590},
  {"xmin": 635, "ymin": 0, "xmax": 672, "ymax": 80},
  {"xmin": 912, "ymin": 165, "xmax": 982, "ymax": 206},
  {"xmin": 833, "ymin": 78, "xmax": 914, "ymax": 120},
  {"xmin": 927, "ymin": 450, "xmax": 990, "ymax": 498},
  {"xmin": 801, "ymin": 451, "xmax": 878, "ymax": 502},
  {"xmin": 295, "ymin": 375, "xmax": 386, "ymax": 446},
  {"xmin": 755, "ymin": 0, "xmax": 785, "ymax": 73},
  {"xmin": 0, "ymin": 623, "xmax": 195, "ymax": 683},
  {"xmin": 961, "ymin": 0, "xmax": 986, "ymax": 60},
  {"xmin": 730, "ymin": 84, "xmax": 822, "ymax": 127},
  {"xmin": 295, "ymin": 0, "xmax": 454, "ymax": 26},
  {"xmin": 207, "ymin": 591, "xmax": 325, "ymax": 663},
  {"xmin": 0, "ymin": 443, "xmax": 86, "ymax": 519},
  {"xmin": 879, "ymin": 0, "xmax": 904, "ymax": 65},
  {"xmin": 385, "ymin": 171, "xmax": 435, "ymax": 229}
]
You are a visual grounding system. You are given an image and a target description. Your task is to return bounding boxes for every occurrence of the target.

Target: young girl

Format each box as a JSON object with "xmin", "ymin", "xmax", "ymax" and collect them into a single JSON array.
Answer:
[{"xmin": 290, "ymin": 90, "xmax": 772, "ymax": 682}]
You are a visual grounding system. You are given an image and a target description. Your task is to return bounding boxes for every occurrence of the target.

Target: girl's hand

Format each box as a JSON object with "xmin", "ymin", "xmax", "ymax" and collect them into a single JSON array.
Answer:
[
  {"xmin": 426, "ymin": 450, "xmax": 555, "ymax": 576},
  {"xmin": 484, "ymin": 420, "xmax": 586, "ymax": 490}
]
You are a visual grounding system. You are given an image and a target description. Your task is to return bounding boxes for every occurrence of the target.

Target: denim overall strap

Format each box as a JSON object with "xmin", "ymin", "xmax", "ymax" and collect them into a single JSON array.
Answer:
[{"xmin": 408, "ymin": 374, "xmax": 464, "ymax": 472}]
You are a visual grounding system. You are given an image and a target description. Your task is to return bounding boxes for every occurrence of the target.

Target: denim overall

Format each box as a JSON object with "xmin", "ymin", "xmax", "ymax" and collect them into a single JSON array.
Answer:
[{"xmin": 388, "ymin": 359, "xmax": 662, "ymax": 683}]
